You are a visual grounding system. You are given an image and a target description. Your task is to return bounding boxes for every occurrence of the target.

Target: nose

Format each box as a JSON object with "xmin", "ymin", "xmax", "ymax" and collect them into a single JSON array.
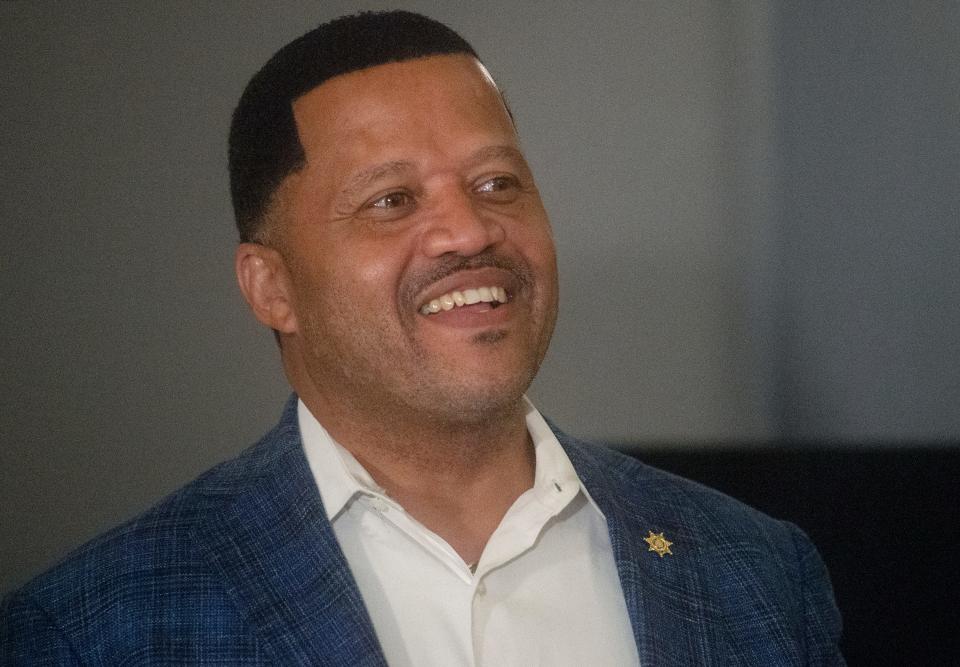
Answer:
[{"xmin": 419, "ymin": 187, "xmax": 506, "ymax": 258}]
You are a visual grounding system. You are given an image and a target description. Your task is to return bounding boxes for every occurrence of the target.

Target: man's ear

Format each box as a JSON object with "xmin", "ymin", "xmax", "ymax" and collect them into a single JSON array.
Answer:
[{"xmin": 235, "ymin": 242, "xmax": 297, "ymax": 334}]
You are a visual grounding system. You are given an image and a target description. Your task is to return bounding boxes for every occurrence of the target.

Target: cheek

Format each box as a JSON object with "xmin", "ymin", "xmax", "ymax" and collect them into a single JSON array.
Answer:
[
  {"xmin": 332, "ymin": 239, "xmax": 415, "ymax": 318},
  {"xmin": 518, "ymin": 222, "xmax": 558, "ymax": 277},
  {"xmin": 512, "ymin": 199, "xmax": 555, "ymax": 255},
  {"xmin": 354, "ymin": 252, "xmax": 396, "ymax": 286}
]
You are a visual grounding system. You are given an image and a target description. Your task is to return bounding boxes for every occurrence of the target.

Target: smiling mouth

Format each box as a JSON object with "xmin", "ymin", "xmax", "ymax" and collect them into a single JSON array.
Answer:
[{"xmin": 419, "ymin": 286, "xmax": 508, "ymax": 315}]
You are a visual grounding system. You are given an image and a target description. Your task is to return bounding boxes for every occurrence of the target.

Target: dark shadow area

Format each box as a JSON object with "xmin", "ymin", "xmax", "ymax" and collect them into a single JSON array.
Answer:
[{"xmin": 623, "ymin": 445, "xmax": 960, "ymax": 666}]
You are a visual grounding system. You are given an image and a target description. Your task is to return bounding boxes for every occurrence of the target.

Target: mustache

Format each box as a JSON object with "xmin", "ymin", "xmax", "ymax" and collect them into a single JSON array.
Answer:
[{"xmin": 401, "ymin": 251, "xmax": 533, "ymax": 304}]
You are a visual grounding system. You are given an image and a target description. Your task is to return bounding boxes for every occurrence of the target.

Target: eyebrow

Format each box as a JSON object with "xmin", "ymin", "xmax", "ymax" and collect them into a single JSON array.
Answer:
[
  {"xmin": 340, "ymin": 160, "xmax": 415, "ymax": 200},
  {"xmin": 462, "ymin": 145, "xmax": 527, "ymax": 171}
]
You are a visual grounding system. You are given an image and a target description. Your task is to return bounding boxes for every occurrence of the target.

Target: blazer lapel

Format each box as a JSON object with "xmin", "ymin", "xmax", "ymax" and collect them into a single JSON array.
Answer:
[
  {"xmin": 195, "ymin": 398, "xmax": 387, "ymax": 666},
  {"xmin": 561, "ymin": 434, "xmax": 722, "ymax": 667}
]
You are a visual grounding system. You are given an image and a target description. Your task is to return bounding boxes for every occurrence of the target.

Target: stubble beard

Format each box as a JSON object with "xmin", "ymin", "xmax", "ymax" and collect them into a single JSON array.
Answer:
[
  {"xmin": 303, "ymin": 314, "xmax": 544, "ymax": 435},
  {"xmin": 298, "ymin": 301, "xmax": 554, "ymax": 445},
  {"xmin": 295, "ymin": 250, "xmax": 556, "ymax": 438}
]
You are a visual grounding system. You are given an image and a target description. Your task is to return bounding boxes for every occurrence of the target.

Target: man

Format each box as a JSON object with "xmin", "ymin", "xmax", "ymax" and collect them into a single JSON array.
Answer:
[{"xmin": 1, "ymin": 10, "xmax": 843, "ymax": 665}]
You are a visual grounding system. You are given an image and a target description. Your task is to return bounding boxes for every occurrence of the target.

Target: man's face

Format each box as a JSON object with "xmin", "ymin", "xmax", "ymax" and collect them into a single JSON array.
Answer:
[{"xmin": 272, "ymin": 54, "xmax": 558, "ymax": 425}]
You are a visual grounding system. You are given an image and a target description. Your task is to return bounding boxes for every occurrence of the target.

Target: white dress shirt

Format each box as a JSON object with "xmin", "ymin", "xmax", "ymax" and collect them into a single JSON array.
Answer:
[{"xmin": 299, "ymin": 398, "xmax": 640, "ymax": 667}]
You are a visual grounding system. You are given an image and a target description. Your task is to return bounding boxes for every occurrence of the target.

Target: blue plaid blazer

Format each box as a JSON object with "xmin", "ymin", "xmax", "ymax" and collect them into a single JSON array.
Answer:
[{"xmin": 1, "ymin": 397, "xmax": 844, "ymax": 665}]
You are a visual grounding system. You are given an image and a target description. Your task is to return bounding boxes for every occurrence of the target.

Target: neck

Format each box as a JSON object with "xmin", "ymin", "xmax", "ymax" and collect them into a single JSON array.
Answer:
[
  {"xmin": 304, "ymin": 386, "xmax": 534, "ymax": 487},
  {"xmin": 290, "ymin": 363, "xmax": 536, "ymax": 565}
]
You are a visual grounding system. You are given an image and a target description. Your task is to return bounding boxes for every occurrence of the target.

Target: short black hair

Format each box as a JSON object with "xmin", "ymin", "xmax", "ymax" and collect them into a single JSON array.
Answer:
[{"xmin": 228, "ymin": 10, "xmax": 479, "ymax": 242}]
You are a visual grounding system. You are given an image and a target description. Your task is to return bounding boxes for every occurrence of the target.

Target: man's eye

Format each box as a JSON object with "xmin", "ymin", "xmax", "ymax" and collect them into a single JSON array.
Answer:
[
  {"xmin": 370, "ymin": 192, "xmax": 411, "ymax": 209},
  {"xmin": 476, "ymin": 176, "xmax": 518, "ymax": 194}
]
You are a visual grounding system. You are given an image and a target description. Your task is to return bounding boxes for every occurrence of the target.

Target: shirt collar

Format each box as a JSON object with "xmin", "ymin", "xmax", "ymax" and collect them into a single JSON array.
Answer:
[
  {"xmin": 298, "ymin": 400, "xmax": 378, "ymax": 522},
  {"xmin": 298, "ymin": 397, "xmax": 604, "ymax": 523},
  {"xmin": 522, "ymin": 396, "xmax": 605, "ymax": 517}
]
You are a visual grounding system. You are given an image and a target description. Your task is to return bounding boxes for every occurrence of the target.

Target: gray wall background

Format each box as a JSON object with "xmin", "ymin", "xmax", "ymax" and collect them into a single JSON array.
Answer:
[{"xmin": 2, "ymin": 2, "xmax": 957, "ymax": 593}]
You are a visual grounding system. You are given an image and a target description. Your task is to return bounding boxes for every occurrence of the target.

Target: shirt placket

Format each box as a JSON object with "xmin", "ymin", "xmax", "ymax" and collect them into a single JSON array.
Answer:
[{"xmin": 469, "ymin": 479, "xmax": 579, "ymax": 667}]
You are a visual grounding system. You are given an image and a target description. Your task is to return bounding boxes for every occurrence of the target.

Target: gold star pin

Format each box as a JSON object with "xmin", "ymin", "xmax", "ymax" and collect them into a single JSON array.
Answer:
[{"xmin": 644, "ymin": 531, "xmax": 673, "ymax": 558}]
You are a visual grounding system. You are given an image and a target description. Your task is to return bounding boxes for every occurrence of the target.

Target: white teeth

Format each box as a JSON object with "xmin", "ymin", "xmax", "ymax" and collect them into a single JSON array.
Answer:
[{"xmin": 419, "ymin": 286, "xmax": 509, "ymax": 315}]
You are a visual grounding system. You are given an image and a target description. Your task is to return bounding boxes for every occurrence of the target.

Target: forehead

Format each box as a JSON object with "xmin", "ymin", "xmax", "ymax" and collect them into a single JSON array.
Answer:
[{"xmin": 290, "ymin": 54, "xmax": 518, "ymax": 172}]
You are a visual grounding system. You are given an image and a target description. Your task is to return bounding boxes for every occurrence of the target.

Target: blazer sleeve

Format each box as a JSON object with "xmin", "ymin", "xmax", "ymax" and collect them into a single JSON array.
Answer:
[
  {"xmin": 790, "ymin": 524, "xmax": 846, "ymax": 666},
  {"xmin": 0, "ymin": 591, "xmax": 82, "ymax": 666}
]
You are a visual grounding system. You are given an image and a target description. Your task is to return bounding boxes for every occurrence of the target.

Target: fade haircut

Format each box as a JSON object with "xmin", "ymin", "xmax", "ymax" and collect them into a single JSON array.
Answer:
[{"xmin": 228, "ymin": 10, "xmax": 479, "ymax": 243}]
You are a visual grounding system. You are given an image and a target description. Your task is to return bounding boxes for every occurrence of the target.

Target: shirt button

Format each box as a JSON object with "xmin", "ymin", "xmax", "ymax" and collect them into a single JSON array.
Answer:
[{"xmin": 476, "ymin": 581, "xmax": 487, "ymax": 596}]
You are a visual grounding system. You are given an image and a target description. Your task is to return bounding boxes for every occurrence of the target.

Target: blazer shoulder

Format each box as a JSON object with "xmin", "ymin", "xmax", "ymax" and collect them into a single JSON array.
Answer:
[{"xmin": 2, "ymin": 405, "xmax": 302, "ymax": 661}]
